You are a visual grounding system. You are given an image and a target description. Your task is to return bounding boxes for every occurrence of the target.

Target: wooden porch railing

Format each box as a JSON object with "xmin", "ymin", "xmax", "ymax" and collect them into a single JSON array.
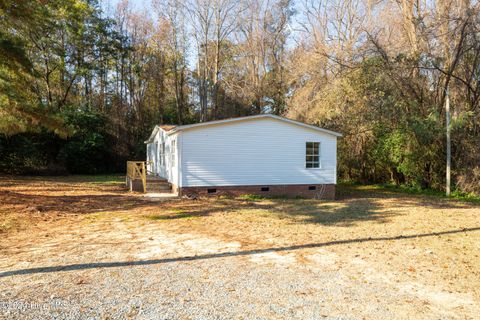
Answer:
[{"xmin": 126, "ymin": 161, "xmax": 146, "ymax": 192}]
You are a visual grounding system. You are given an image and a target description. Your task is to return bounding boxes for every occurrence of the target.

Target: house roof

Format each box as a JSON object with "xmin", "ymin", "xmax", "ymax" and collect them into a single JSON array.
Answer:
[
  {"xmin": 145, "ymin": 114, "xmax": 342, "ymax": 143},
  {"xmin": 159, "ymin": 125, "xmax": 176, "ymax": 131}
]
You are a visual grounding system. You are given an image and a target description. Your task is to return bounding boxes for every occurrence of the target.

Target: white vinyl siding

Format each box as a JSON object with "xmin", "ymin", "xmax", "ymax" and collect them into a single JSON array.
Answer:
[{"xmin": 179, "ymin": 117, "xmax": 337, "ymax": 187}]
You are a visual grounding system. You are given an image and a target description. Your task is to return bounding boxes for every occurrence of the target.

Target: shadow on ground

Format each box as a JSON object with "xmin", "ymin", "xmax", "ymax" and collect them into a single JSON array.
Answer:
[
  {"xmin": 1, "ymin": 227, "xmax": 478, "ymax": 278},
  {"xmin": 0, "ymin": 190, "xmax": 158, "ymax": 215},
  {"xmin": 147, "ymin": 183, "xmax": 479, "ymax": 226},
  {"xmin": 1, "ymin": 180, "xmax": 478, "ymax": 228}
]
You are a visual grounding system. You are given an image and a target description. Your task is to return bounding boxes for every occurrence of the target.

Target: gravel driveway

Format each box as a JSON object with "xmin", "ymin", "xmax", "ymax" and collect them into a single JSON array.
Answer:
[{"xmin": 1, "ymin": 219, "xmax": 477, "ymax": 319}]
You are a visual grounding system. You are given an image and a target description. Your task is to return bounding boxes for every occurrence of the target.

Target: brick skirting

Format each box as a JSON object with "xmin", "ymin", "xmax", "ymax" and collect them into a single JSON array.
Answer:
[{"xmin": 178, "ymin": 184, "xmax": 335, "ymax": 199}]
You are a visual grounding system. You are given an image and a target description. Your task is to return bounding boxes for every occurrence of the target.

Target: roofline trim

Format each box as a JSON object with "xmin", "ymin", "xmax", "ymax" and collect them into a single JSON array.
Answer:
[
  {"xmin": 145, "ymin": 125, "xmax": 181, "ymax": 143},
  {"xmin": 144, "ymin": 125, "xmax": 159, "ymax": 144},
  {"xmin": 166, "ymin": 114, "xmax": 342, "ymax": 137}
]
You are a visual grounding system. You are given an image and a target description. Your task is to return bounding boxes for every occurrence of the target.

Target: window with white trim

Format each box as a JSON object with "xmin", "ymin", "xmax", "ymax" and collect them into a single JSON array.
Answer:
[
  {"xmin": 306, "ymin": 142, "xmax": 320, "ymax": 168},
  {"xmin": 159, "ymin": 142, "xmax": 165, "ymax": 165},
  {"xmin": 171, "ymin": 139, "xmax": 176, "ymax": 166}
]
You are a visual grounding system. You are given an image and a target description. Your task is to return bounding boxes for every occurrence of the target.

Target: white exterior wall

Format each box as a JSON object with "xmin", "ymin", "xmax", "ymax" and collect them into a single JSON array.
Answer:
[
  {"xmin": 146, "ymin": 129, "xmax": 179, "ymax": 186},
  {"xmin": 179, "ymin": 117, "xmax": 337, "ymax": 187}
]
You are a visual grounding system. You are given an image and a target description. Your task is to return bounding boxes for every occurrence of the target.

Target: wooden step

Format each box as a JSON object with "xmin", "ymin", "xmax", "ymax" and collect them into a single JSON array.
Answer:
[
  {"xmin": 146, "ymin": 175, "xmax": 172, "ymax": 193},
  {"xmin": 148, "ymin": 184, "xmax": 172, "ymax": 192},
  {"xmin": 147, "ymin": 176, "xmax": 168, "ymax": 182},
  {"xmin": 147, "ymin": 181, "xmax": 172, "ymax": 192}
]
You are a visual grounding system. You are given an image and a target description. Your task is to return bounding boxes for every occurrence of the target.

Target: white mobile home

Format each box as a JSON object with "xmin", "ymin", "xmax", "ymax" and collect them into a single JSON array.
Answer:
[{"xmin": 145, "ymin": 114, "xmax": 341, "ymax": 199}]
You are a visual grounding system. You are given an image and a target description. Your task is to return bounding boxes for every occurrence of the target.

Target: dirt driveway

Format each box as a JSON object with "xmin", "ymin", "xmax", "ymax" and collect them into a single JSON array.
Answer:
[{"xmin": 0, "ymin": 176, "xmax": 479, "ymax": 319}]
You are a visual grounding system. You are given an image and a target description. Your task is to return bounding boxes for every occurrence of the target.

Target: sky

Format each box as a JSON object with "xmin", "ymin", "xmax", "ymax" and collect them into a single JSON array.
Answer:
[{"xmin": 101, "ymin": 0, "xmax": 153, "ymax": 17}]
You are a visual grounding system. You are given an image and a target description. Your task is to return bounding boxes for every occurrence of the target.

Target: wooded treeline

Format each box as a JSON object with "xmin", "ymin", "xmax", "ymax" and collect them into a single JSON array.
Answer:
[{"xmin": 1, "ymin": 0, "xmax": 479, "ymax": 195}]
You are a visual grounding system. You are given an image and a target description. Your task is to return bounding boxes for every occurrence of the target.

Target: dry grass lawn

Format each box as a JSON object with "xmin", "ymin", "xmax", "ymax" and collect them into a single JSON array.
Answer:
[{"xmin": 0, "ymin": 176, "xmax": 479, "ymax": 318}]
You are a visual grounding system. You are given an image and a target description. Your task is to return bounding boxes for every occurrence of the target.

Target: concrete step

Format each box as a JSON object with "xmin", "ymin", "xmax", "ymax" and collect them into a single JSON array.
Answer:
[{"xmin": 144, "ymin": 193, "xmax": 178, "ymax": 200}]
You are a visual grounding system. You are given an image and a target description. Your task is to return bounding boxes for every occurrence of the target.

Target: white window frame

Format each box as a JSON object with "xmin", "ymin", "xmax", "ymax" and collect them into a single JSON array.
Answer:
[
  {"xmin": 171, "ymin": 139, "xmax": 176, "ymax": 167},
  {"xmin": 154, "ymin": 142, "xmax": 159, "ymax": 173},
  {"xmin": 306, "ymin": 142, "xmax": 320, "ymax": 169},
  {"xmin": 160, "ymin": 142, "xmax": 165, "ymax": 166}
]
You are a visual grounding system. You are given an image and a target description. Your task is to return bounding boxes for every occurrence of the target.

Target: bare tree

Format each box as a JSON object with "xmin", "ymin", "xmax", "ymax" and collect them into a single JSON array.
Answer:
[
  {"xmin": 186, "ymin": 0, "xmax": 214, "ymax": 121},
  {"xmin": 211, "ymin": 0, "xmax": 239, "ymax": 117},
  {"xmin": 154, "ymin": 0, "xmax": 189, "ymax": 124}
]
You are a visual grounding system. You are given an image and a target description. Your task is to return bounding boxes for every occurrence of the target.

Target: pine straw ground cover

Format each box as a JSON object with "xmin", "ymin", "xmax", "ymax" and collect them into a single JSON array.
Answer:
[{"xmin": 0, "ymin": 176, "xmax": 479, "ymax": 318}]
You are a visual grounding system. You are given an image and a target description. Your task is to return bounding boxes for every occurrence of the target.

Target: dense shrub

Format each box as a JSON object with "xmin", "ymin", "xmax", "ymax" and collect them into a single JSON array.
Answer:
[{"xmin": 0, "ymin": 109, "xmax": 130, "ymax": 175}]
